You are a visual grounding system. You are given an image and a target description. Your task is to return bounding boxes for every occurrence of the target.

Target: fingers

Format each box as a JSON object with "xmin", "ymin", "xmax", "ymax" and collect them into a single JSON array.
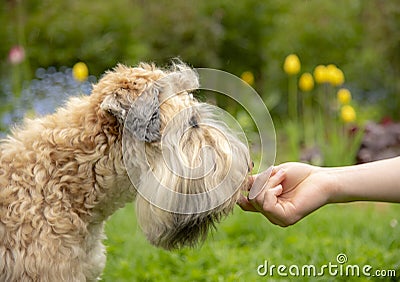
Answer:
[
  {"xmin": 268, "ymin": 169, "xmax": 286, "ymax": 187},
  {"xmin": 248, "ymin": 167, "xmax": 273, "ymax": 200},
  {"xmin": 265, "ymin": 184, "xmax": 284, "ymax": 206},
  {"xmin": 237, "ymin": 184, "xmax": 283, "ymax": 213},
  {"xmin": 238, "ymin": 167, "xmax": 287, "ymax": 221},
  {"xmin": 262, "ymin": 185, "xmax": 290, "ymax": 226},
  {"xmin": 250, "ymin": 183, "xmax": 283, "ymax": 212},
  {"xmin": 238, "ymin": 170, "xmax": 265, "ymax": 211},
  {"xmin": 252, "ymin": 184, "xmax": 296, "ymax": 227},
  {"xmin": 239, "ymin": 168, "xmax": 286, "ymax": 207},
  {"xmin": 237, "ymin": 194, "xmax": 258, "ymax": 212},
  {"xmin": 237, "ymin": 167, "xmax": 276, "ymax": 212},
  {"xmin": 247, "ymin": 169, "xmax": 293, "ymax": 226},
  {"xmin": 248, "ymin": 166, "xmax": 285, "ymax": 200},
  {"xmin": 244, "ymin": 166, "xmax": 282, "ymax": 192}
]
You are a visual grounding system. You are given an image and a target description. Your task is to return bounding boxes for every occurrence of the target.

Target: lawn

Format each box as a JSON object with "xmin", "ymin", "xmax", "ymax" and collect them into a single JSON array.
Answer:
[{"xmin": 103, "ymin": 202, "xmax": 400, "ymax": 281}]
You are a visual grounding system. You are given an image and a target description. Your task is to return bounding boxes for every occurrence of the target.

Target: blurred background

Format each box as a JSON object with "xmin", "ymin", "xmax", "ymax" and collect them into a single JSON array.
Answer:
[{"xmin": 1, "ymin": 1, "xmax": 400, "ymax": 281}]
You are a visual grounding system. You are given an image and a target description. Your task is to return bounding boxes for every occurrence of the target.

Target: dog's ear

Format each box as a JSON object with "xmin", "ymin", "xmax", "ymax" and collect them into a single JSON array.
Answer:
[
  {"xmin": 100, "ymin": 82, "xmax": 161, "ymax": 142},
  {"xmin": 124, "ymin": 83, "xmax": 161, "ymax": 142}
]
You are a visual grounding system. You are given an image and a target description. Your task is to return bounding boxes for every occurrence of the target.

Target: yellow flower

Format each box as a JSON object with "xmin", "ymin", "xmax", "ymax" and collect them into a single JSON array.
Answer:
[
  {"xmin": 241, "ymin": 71, "xmax": 255, "ymax": 86},
  {"xmin": 326, "ymin": 64, "xmax": 344, "ymax": 86},
  {"xmin": 337, "ymin": 88, "xmax": 352, "ymax": 105},
  {"xmin": 72, "ymin": 62, "xmax": 89, "ymax": 82},
  {"xmin": 283, "ymin": 54, "xmax": 301, "ymax": 75},
  {"xmin": 340, "ymin": 105, "xmax": 356, "ymax": 123},
  {"xmin": 313, "ymin": 65, "xmax": 328, "ymax": 84},
  {"xmin": 299, "ymin": 72, "xmax": 314, "ymax": 92}
]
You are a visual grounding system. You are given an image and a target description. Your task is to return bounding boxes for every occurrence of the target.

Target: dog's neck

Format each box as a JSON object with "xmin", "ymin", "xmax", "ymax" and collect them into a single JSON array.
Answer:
[
  {"xmin": 78, "ymin": 98, "xmax": 139, "ymax": 224},
  {"xmin": 88, "ymin": 141, "xmax": 137, "ymax": 224},
  {"xmin": 43, "ymin": 96, "xmax": 138, "ymax": 224}
]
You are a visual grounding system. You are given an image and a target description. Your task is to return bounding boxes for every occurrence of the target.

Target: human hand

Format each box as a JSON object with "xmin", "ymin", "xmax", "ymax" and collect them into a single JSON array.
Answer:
[{"xmin": 238, "ymin": 162, "xmax": 333, "ymax": 227}]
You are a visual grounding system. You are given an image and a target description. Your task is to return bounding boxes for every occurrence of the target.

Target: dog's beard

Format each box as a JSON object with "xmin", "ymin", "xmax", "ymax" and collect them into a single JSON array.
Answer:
[{"xmin": 134, "ymin": 107, "xmax": 250, "ymax": 250}]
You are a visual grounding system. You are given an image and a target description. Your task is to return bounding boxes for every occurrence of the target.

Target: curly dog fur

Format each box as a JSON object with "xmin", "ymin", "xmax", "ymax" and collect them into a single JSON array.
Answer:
[{"xmin": 0, "ymin": 61, "xmax": 251, "ymax": 281}]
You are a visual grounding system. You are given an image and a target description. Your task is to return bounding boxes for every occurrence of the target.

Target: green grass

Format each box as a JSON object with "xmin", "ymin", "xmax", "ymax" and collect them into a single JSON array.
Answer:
[{"xmin": 103, "ymin": 203, "xmax": 400, "ymax": 281}]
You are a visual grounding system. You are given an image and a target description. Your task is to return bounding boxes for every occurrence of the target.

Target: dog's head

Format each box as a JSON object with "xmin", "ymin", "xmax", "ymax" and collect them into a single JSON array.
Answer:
[{"xmin": 95, "ymin": 61, "xmax": 251, "ymax": 250}]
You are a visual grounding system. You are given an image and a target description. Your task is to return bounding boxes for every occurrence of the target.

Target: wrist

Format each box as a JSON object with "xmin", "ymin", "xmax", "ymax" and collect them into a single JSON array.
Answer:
[
  {"xmin": 317, "ymin": 167, "xmax": 342, "ymax": 204},
  {"xmin": 322, "ymin": 166, "xmax": 361, "ymax": 204}
]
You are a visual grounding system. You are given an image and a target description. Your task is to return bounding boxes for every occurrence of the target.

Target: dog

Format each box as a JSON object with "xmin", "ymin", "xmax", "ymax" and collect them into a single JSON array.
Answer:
[{"xmin": 0, "ymin": 61, "xmax": 251, "ymax": 281}]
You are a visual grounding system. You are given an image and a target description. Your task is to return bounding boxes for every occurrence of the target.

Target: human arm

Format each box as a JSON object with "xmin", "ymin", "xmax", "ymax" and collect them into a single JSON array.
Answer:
[
  {"xmin": 326, "ymin": 156, "xmax": 400, "ymax": 203},
  {"xmin": 238, "ymin": 157, "xmax": 400, "ymax": 227}
]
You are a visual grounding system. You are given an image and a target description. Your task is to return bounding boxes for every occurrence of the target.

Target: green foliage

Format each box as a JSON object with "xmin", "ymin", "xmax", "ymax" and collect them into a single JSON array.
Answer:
[
  {"xmin": 104, "ymin": 204, "xmax": 400, "ymax": 281},
  {"xmin": 357, "ymin": 1, "xmax": 400, "ymax": 120},
  {"xmin": 2, "ymin": 0, "xmax": 399, "ymax": 111},
  {"xmin": 22, "ymin": 1, "xmax": 147, "ymax": 75},
  {"xmin": 138, "ymin": 1, "xmax": 221, "ymax": 68}
]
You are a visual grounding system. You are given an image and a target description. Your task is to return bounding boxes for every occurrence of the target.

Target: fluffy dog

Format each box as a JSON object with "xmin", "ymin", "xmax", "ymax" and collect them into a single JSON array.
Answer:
[{"xmin": 0, "ymin": 61, "xmax": 251, "ymax": 281}]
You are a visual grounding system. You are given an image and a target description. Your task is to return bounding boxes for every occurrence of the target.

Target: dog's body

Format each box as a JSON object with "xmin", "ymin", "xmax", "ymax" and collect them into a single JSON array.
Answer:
[{"xmin": 0, "ymin": 62, "xmax": 250, "ymax": 281}]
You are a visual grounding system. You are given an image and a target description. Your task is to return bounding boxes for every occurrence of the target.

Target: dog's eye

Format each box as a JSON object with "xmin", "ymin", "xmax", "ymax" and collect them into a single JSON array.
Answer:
[{"xmin": 189, "ymin": 116, "xmax": 199, "ymax": 128}]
